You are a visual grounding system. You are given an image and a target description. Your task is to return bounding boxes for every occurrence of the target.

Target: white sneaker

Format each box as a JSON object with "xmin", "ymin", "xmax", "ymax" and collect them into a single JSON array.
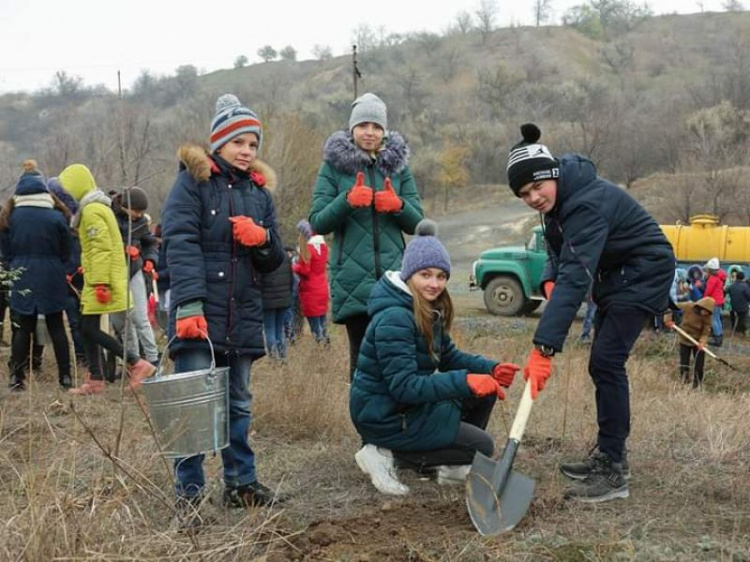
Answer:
[
  {"xmin": 436, "ymin": 465, "xmax": 471, "ymax": 486},
  {"xmin": 354, "ymin": 445, "xmax": 409, "ymax": 496}
]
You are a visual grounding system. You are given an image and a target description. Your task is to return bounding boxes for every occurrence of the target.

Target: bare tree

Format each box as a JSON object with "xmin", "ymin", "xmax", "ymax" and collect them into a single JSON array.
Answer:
[
  {"xmin": 312, "ymin": 44, "xmax": 333, "ymax": 61},
  {"xmin": 533, "ymin": 0, "xmax": 553, "ymax": 26},
  {"xmin": 257, "ymin": 45, "xmax": 278, "ymax": 62},
  {"xmin": 475, "ymin": 0, "xmax": 498, "ymax": 44},
  {"xmin": 352, "ymin": 24, "xmax": 377, "ymax": 52},
  {"xmin": 279, "ymin": 46, "xmax": 297, "ymax": 61},
  {"xmin": 722, "ymin": 0, "xmax": 745, "ymax": 11},
  {"xmin": 454, "ymin": 10, "xmax": 473, "ymax": 34}
]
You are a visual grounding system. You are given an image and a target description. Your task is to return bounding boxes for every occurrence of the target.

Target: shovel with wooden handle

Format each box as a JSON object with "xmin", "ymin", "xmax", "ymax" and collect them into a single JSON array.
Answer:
[
  {"xmin": 670, "ymin": 324, "xmax": 738, "ymax": 371},
  {"xmin": 466, "ymin": 380, "xmax": 535, "ymax": 536}
]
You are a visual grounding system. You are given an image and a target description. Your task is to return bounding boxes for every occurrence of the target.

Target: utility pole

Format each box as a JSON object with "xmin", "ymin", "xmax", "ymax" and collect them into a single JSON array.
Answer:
[
  {"xmin": 117, "ymin": 70, "xmax": 128, "ymax": 184},
  {"xmin": 352, "ymin": 45, "xmax": 362, "ymax": 100}
]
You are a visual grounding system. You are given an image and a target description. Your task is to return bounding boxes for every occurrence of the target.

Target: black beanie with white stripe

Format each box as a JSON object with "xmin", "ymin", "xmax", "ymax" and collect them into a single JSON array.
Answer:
[{"xmin": 506, "ymin": 123, "xmax": 559, "ymax": 196}]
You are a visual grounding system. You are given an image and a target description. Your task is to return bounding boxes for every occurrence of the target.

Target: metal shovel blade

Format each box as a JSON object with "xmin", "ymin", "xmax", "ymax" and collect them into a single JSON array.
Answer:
[{"xmin": 466, "ymin": 451, "xmax": 535, "ymax": 536}]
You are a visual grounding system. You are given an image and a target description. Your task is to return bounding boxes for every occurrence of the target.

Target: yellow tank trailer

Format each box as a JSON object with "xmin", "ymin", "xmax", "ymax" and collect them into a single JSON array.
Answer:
[{"xmin": 660, "ymin": 215, "xmax": 750, "ymax": 266}]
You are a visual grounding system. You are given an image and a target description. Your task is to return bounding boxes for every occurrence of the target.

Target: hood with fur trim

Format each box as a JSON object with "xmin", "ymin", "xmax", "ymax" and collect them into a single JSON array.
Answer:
[
  {"xmin": 323, "ymin": 130, "xmax": 410, "ymax": 177},
  {"xmin": 177, "ymin": 144, "xmax": 277, "ymax": 191}
]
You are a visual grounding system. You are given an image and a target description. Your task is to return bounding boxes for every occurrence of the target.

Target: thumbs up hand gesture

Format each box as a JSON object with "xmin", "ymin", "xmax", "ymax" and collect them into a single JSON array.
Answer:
[
  {"xmin": 347, "ymin": 172, "xmax": 374, "ymax": 208},
  {"xmin": 374, "ymin": 177, "xmax": 403, "ymax": 213}
]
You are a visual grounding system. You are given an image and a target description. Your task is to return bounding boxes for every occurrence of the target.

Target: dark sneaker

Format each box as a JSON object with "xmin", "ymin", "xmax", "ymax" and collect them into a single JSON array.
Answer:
[
  {"xmin": 174, "ymin": 495, "xmax": 209, "ymax": 535},
  {"xmin": 563, "ymin": 455, "xmax": 629, "ymax": 503},
  {"xmin": 222, "ymin": 481, "xmax": 283, "ymax": 508},
  {"xmin": 9, "ymin": 375, "xmax": 25, "ymax": 392},
  {"xmin": 560, "ymin": 449, "xmax": 631, "ymax": 481},
  {"xmin": 59, "ymin": 374, "xmax": 73, "ymax": 390}
]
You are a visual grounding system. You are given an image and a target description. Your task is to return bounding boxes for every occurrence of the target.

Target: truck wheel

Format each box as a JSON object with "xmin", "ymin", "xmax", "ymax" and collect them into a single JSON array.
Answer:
[
  {"xmin": 522, "ymin": 300, "xmax": 542, "ymax": 315},
  {"xmin": 483, "ymin": 276, "xmax": 526, "ymax": 316}
]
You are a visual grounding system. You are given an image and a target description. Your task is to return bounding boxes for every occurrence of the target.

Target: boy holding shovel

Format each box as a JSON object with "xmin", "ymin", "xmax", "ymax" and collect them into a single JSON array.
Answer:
[{"xmin": 506, "ymin": 124, "xmax": 675, "ymax": 503}]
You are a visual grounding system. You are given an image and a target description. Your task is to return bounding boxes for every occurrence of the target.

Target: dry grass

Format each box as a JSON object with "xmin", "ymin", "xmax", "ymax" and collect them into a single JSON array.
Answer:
[{"xmin": 1, "ymin": 317, "xmax": 749, "ymax": 561}]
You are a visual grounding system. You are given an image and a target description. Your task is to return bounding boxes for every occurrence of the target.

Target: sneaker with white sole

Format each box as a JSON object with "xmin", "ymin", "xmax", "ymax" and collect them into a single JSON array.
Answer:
[
  {"xmin": 436, "ymin": 465, "xmax": 471, "ymax": 486},
  {"xmin": 563, "ymin": 454, "xmax": 630, "ymax": 503},
  {"xmin": 354, "ymin": 444, "xmax": 409, "ymax": 496}
]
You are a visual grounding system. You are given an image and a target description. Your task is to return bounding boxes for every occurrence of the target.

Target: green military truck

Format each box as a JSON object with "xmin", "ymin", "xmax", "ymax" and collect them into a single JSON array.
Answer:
[{"xmin": 469, "ymin": 226, "xmax": 547, "ymax": 316}]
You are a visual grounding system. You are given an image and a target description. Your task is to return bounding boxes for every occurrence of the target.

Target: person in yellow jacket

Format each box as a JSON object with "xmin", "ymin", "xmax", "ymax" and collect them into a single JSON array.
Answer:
[
  {"xmin": 664, "ymin": 296, "xmax": 715, "ymax": 388},
  {"xmin": 58, "ymin": 164, "xmax": 155, "ymax": 395}
]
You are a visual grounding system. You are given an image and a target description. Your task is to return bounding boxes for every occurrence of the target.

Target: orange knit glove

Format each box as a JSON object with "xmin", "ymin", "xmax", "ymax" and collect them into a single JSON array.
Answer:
[
  {"xmin": 491, "ymin": 362, "xmax": 520, "ymax": 387},
  {"xmin": 229, "ymin": 216, "xmax": 267, "ymax": 247},
  {"xmin": 176, "ymin": 315, "xmax": 208, "ymax": 339},
  {"xmin": 466, "ymin": 374, "xmax": 506, "ymax": 400},
  {"xmin": 523, "ymin": 349, "xmax": 553, "ymax": 400},
  {"xmin": 94, "ymin": 285, "xmax": 112, "ymax": 304},
  {"xmin": 374, "ymin": 177, "xmax": 403, "ymax": 213},
  {"xmin": 347, "ymin": 172, "xmax": 373, "ymax": 208},
  {"xmin": 543, "ymin": 280, "xmax": 555, "ymax": 300},
  {"xmin": 142, "ymin": 260, "xmax": 159, "ymax": 280},
  {"xmin": 126, "ymin": 245, "xmax": 140, "ymax": 260}
]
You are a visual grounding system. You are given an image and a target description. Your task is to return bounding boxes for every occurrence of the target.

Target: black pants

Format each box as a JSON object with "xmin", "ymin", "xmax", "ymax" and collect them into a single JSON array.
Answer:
[
  {"xmin": 589, "ymin": 305, "xmax": 650, "ymax": 464},
  {"xmin": 345, "ymin": 314, "xmax": 370, "ymax": 382},
  {"xmin": 730, "ymin": 310, "xmax": 747, "ymax": 335},
  {"xmin": 80, "ymin": 314, "xmax": 139, "ymax": 380},
  {"xmin": 10, "ymin": 312, "xmax": 70, "ymax": 381},
  {"xmin": 679, "ymin": 343, "xmax": 705, "ymax": 386},
  {"xmin": 393, "ymin": 395, "xmax": 496, "ymax": 469}
]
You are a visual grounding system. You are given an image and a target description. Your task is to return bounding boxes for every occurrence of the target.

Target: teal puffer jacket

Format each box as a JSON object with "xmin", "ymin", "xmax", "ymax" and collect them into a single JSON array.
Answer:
[
  {"xmin": 309, "ymin": 131, "xmax": 423, "ymax": 323},
  {"xmin": 350, "ymin": 273, "xmax": 496, "ymax": 451}
]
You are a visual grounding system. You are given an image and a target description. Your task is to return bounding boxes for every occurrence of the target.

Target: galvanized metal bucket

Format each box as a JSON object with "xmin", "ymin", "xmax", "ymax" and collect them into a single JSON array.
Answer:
[{"xmin": 141, "ymin": 336, "xmax": 229, "ymax": 458}]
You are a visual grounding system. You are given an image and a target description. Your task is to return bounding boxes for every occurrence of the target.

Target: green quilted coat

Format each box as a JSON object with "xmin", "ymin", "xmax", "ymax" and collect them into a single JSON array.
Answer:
[{"xmin": 309, "ymin": 131, "xmax": 423, "ymax": 323}]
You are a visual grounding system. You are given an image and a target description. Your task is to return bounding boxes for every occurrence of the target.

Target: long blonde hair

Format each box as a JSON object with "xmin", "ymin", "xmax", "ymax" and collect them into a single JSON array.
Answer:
[
  {"xmin": 406, "ymin": 279, "xmax": 454, "ymax": 361},
  {"xmin": 298, "ymin": 233, "xmax": 311, "ymax": 264}
]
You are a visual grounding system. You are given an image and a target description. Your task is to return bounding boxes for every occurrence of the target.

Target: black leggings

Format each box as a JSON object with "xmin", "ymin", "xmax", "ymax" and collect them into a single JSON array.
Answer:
[
  {"xmin": 80, "ymin": 314, "xmax": 139, "ymax": 380},
  {"xmin": 679, "ymin": 343, "xmax": 706, "ymax": 386},
  {"xmin": 10, "ymin": 312, "xmax": 70, "ymax": 380},
  {"xmin": 393, "ymin": 395, "xmax": 497, "ymax": 469},
  {"xmin": 344, "ymin": 314, "xmax": 370, "ymax": 382}
]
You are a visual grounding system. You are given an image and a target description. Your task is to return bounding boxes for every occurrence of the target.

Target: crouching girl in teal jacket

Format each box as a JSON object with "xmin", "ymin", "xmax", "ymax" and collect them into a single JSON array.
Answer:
[{"xmin": 349, "ymin": 220, "xmax": 519, "ymax": 495}]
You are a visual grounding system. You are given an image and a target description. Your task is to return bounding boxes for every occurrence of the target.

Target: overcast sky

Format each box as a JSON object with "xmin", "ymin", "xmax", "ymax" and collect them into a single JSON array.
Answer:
[{"xmin": 0, "ymin": 0, "xmax": 731, "ymax": 94}]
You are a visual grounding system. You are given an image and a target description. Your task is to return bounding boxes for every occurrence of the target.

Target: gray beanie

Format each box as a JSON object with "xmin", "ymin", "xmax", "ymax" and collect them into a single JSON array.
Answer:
[
  {"xmin": 349, "ymin": 92, "xmax": 387, "ymax": 133},
  {"xmin": 400, "ymin": 220, "xmax": 451, "ymax": 281}
]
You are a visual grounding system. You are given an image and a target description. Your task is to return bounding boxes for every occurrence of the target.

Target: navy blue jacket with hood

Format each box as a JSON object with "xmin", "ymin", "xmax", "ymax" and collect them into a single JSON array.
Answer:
[
  {"xmin": 161, "ymin": 145, "xmax": 284, "ymax": 357},
  {"xmin": 1, "ymin": 174, "xmax": 72, "ymax": 315},
  {"xmin": 535, "ymin": 155, "xmax": 675, "ymax": 352},
  {"xmin": 350, "ymin": 272, "xmax": 496, "ymax": 451}
]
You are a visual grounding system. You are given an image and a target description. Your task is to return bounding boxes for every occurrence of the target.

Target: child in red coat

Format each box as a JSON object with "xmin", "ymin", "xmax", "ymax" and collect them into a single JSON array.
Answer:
[{"xmin": 293, "ymin": 220, "xmax": 330, "ymax": 343}]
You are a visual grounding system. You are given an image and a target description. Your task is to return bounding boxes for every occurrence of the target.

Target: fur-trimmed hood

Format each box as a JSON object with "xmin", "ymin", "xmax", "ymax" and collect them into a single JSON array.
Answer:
[
  {"xmin": 323, "ymin": 130, "xmax": 410, "ymax": 177},
  {"xmin": 177, "ymin": 144, "xmax": 277, "ymax": 191}
]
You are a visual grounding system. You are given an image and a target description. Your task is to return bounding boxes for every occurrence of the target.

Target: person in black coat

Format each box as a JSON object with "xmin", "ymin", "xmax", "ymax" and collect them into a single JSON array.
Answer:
[
  {"xmin": 505, "ymin": 124, "xmax": 675, "ymax": 504},
  {"xmin": 0, "ymin": 161, "xmax": 73, "ymax": 390},
  {"xmin": 260, "ymin": 249, "xmax": 293, "ymax": 359},
  {"xmin": 727, "ymin": 271, "xmax": 750, "ymax": 335},
  {"xmin": 161, "ymin": 93, "xmax": 284, "ymax": 527}
]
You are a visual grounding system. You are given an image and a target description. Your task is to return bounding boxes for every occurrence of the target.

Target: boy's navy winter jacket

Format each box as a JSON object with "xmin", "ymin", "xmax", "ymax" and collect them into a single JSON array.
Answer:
[
  {"xmin": 728, "ymin": 280, "xmax": 750, "ymax": 313},
  {"xmin": 536, "ymin": 155, "xmax": 675, "ymax": 352},
  {"xmin": 161, "ymin": 146, "xmax": 284, "ymax": 357}
]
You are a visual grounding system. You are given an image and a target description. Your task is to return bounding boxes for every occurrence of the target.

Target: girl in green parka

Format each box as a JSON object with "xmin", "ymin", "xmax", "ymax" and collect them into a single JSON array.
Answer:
[
  {"xmin": 59, "ymin": 164, "xmax": 155, "ymax": 395},
  {"xmin": 309, "ymin": 93, "xmax": 423, "ymax": 380},
  {"xmin": 350, "ymin": 220, "xmax": 520, "ymax": 496}
]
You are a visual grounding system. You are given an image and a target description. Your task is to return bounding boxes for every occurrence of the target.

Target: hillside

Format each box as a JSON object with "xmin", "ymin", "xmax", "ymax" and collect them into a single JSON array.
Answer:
[{"xmin": 0, "ymin": 10, "xmax": 749, "ymax": 239}]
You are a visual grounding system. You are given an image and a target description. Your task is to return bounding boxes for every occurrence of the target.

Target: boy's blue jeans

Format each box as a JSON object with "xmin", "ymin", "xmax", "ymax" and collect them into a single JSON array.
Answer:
[{"xmin": 173, "ymin": 349, "xmax": 256, "ymax": 498}]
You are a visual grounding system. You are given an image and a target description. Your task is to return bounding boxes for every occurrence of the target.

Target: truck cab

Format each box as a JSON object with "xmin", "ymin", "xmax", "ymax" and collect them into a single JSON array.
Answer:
[{"xmin": 469, "ymin": 226, "xmax": 547, "ymax": 316}]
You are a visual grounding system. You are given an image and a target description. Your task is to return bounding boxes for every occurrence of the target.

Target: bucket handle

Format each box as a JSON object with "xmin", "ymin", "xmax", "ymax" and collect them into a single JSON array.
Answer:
[{"xmin": 156, "ymin": 331, "xmax": 217, "ymax": 376}]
